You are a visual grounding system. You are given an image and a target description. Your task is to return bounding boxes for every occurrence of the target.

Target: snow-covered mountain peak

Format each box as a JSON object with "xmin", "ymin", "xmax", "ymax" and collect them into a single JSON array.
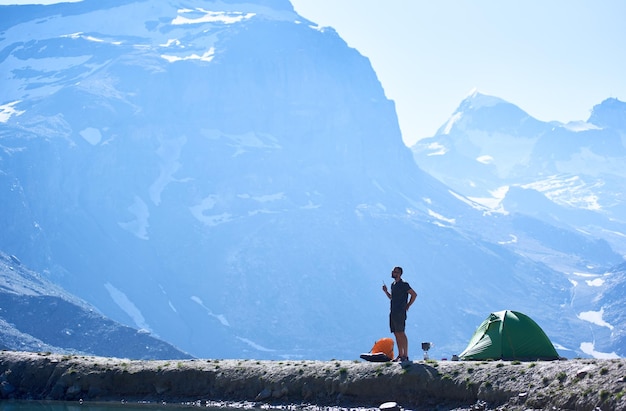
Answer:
[
  {"xmin": 460, "ymin": 89, "xmax": 508, "ymax": 111},
  {"xmin": 436, "ymin": 90, "xmax": 508, "ymax": 134},
  {"xmin": 434, "ymin": 90, "xmax": 545, "ymax": 137}
]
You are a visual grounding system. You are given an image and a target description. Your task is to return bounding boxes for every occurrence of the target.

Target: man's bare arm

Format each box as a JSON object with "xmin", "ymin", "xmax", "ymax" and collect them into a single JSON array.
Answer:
[{"xmin": 406, "ymin": 288, "xmax": 417, "ymax": 310}]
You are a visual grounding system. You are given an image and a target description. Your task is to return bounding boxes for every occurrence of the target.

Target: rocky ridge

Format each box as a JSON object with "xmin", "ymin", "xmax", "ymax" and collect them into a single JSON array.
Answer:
[
  {"xmin": 0, "ymin": 252, "xmax": 191, "ymax": 360},
  {"xmin": 1, "ymin": 351, "xmax": 626, "ymax": 410}
]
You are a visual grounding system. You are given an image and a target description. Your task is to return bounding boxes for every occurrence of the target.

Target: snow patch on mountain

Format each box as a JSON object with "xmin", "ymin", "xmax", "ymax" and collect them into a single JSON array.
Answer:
[
  {"xmin": 424, "ymin": 142, "xmax": 448, "ymax": 156},
  {"xmin": 476, "ymin": 155, "xmax": 494, "ymax": 165},
  {"xmin": 160, "ymin": 39, "xmax": 182, "ymax": 47},
  {"xmin": 236, "ymin": 337, "xmax": 275, "ymax": 353},
  {"xmin": 161, "ymin": 47, "xmax": 215, "ymax": 63},
  {"xmin": 448, "ymin": 190, "xmax": 505, "ymax": 215},
  {"xmin": 442, "ymin": 112, "xmax": 462, "ymax": 135},
  {"xmin": 195, "ymin": 211, "xmax": 233, "ymax": 226},
  {"xmin": 578, "ymin": 308, "xmax": 614, "ymax": 330},
  {"xmin": 79, "ymin": 128, "xmax": 102, "ymax": 145},
  {"xmin": 580, "ymin": 342, "xmax": 620, "ymax": 359},
  {"xmin": 188, "ymin": 191, "xmax": 288, "ymax": 225},
  {"xmin": 61, "ymin": 32, "xmax": 123, "ymax": 46},
  {"xmin": 562, "ymin": 121, "xmax": 601, "ymax": 132},
  {"xmin": 104, "ymin": 282, "xmax": 152, "ymax": 331},
  {"xmin": 428, "ymin": 209, "xmax": 455, "ymax": 225},
  {"xmin": 570, "ymin": 272, "xmax": 601, "ymax": 288},
  {"xmin": 497, "ymin": 234, "xmax": 518, "ymax": 245},
  {"xmin": 191, "ymin": 296, "xmax": 229, "ymax": 326},
  {"xmin": 585, "ymin": 278, "xmax": 605, "ymax": 287},
  {"xmin": 119, "ymin": 196, "xmax": 150, "ymax": 239},
  {"xmin": 168, "ymin": 302, "xmax": 178, "ymax": 313},
  {"xmin": 171, "ymin": 10, "xmax": 255, "ymax": 26},
  {"xmin": 521, "ymin": 176, "xmax": 602, "ymax": 210},
  {"xmin": 572, "ymin": 271, "xmax": 602, "ymax": 277},
  {"xmin": 461, "ymin": 186, "xmax": 509, "ymax": 213},
  {"xmin": 0, "ymin": 101, "xmax": 25, "ymax": 123},
  {"xmin": 189, "ymin": 196, "xmax": 233, "ymax": 226}
]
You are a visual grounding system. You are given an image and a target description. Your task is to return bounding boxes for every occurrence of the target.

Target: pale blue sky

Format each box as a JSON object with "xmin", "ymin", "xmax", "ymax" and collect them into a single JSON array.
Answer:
[
  {"xmin": 290, "ymin": 0, "xmax": 626, "ymax": 145},
  {"xmin": 3, "ymin": 0, "xmax": 625, "ymax": 145}
]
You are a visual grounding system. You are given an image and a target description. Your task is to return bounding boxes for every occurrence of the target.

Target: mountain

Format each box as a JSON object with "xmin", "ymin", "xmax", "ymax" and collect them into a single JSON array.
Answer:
[
  {"xmin": 412, "ymin": 90, "xmax": 551, "ymax": 196},
  {"xmin": 413, "ymin": 91, "xmax": 626, "ymax": 250},
  {"xmin": 0, "ymin": 251, "xmax": 191, "ymax": 359},
  {"xmin": 412, "ymin": 91, "xmax": 626, "ymax": 357},
  {"xmin": 412, "ymin": 92, "xmax": 626, "ymax": 248},
  {"xmin": 0, "ymin": 1, "xmax": 622, "ymax": 360}
]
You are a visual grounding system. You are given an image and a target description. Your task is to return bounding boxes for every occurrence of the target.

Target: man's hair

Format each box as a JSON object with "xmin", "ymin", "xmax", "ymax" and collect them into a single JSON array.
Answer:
[{"xmin": 394, "ymin": 266, "xmax": 403, "ymax": 274}]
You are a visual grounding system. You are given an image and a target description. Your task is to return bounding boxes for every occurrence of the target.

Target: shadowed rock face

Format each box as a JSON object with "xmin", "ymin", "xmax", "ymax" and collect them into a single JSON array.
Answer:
[
  {"xmin": 0, "ymin": 252, "xmax": 191, "ymax": 359},
  {"xmin": 2, "ymin": 351, "xmax": 626, "ymax": 410}
]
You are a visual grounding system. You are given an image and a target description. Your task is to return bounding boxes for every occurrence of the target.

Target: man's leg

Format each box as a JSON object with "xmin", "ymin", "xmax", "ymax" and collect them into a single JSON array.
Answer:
[{"xmin": 394, "ymin": 331, "xmax": 408, "ymax": 359}]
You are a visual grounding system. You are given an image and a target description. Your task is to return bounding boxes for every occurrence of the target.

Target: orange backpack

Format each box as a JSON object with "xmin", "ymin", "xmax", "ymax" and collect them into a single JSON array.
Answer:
[{"xmin": 371, "ymin": 337, "xmax": 394, "ymax": 360}]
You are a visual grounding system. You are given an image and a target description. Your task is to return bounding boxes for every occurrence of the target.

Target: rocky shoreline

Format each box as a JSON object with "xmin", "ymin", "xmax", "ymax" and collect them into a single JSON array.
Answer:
[{"xmin": 1, "ymin": 351, "xmax": 625, "ymax": 410}]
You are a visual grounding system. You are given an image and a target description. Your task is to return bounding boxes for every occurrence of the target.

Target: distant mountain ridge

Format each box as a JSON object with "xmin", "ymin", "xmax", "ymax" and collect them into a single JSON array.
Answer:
[
  {"xmin": 412, "ymin": 91, "xmax": 626, "ymax": 253},
  {"xmin": 1, "ymin": 1, "xmax": 623, "ymax": 360}
]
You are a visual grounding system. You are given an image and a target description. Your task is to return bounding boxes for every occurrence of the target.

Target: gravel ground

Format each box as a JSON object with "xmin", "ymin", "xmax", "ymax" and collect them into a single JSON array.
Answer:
[{"xmin": 1, "ymin": 351, "xmax": 625, "ymax": 410}]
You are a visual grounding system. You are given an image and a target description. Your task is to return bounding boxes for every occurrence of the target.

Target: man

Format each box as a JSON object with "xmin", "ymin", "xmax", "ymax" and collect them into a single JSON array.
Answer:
[{"xmin": 382, "ymin": 266, "xmax": 417, "ymax": 362}]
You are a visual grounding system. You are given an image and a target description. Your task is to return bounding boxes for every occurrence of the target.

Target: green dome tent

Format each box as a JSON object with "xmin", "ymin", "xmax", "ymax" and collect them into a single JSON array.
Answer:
[{"xmin": 459, "ymin": 310, "xmax": 560, "ymax": 361}]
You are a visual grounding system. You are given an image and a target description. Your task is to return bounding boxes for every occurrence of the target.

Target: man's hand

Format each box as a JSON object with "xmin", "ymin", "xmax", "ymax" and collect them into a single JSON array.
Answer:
[{"xmin": 382, "ymin": 284, "xmax": 391, "ymax": 299}]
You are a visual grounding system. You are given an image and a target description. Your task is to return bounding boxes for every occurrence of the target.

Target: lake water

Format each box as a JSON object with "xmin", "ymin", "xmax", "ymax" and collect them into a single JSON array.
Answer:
[
  {"xmin": 0, "ymin": 400, "xmax": 376, "ymax": 411},
  {"xmin": 0, "ymin": 401, "xmax": 233, "ymax": 411}
]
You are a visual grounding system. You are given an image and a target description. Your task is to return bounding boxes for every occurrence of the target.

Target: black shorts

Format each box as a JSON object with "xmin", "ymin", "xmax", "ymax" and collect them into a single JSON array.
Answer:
[{"xmin": 389, "ymin": 311, "xmax": 406, "ymax": 333}]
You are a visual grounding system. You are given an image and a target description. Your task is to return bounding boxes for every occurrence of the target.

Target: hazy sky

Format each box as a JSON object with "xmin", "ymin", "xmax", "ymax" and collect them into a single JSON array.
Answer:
[
  {"xmin": 290, "ymin": 0, "xmax": 626, "ymax": 145},
  {"xmin": 3, "ymin": 1, "xmax": 625, "ymax": 146}
]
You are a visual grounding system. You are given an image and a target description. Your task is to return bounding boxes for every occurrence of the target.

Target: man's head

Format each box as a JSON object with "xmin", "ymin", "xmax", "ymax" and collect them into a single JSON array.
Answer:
[{"xmin": 392, "ymin": 266, "xmax": 403, "ymax": 279}]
